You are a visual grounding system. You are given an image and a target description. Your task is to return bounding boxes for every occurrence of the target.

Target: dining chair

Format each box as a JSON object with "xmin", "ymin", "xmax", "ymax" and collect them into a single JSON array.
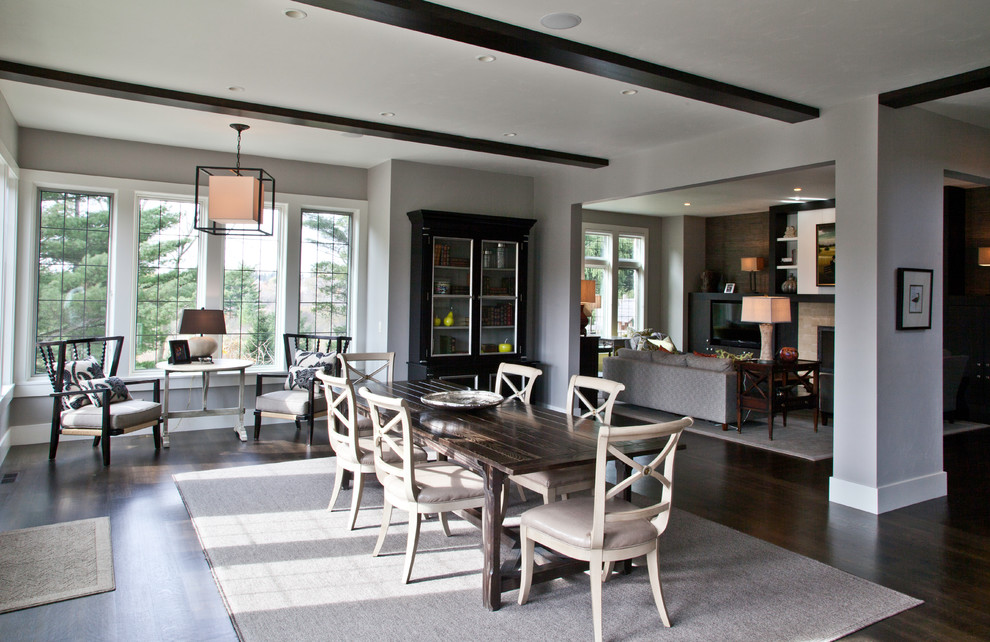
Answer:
[
  {"xmin": 317, "ymin": 360, "xmax": 426, "ymax": 530},
  {"xmin": 358, "ymin": 387, "xmax": 486, "ymax": 584},
  {"xmin": 339, "ymin": 352, "xmax": 394, "ymax": 385},
  {"xmin": 494, "ymin": 362, "xmax": 542, "ymax": 404},
  {"xmin": 38, "ymin": 336, "xmax": 162, "ymax": 467},
  {"xmin": 511, "ymin": 375, "xmax": 625, "ymax": 504},
  {"xmin": 517, "ymin": 416, "xmax": 693, "ymax": 642}
]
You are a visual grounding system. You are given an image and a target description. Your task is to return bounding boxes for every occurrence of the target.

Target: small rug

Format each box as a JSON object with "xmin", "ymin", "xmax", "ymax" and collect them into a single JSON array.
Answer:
[
  {"xmin": 0, "ymin": 517, "xmax": 115, "ymax": 613},
  {"xmin": 175, "ymin": 458, "xmax": 921, "ymax": 642}
]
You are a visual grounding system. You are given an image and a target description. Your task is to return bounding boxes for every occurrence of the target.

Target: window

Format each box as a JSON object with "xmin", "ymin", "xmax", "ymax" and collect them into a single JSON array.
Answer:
[
  {"xmin": 36, "ymin": 190, "xmax": 112, "ymax": 372},
  {"xmin": 223, "ymin": 209, "xmax": 281, "ymax": 365},
  {"xmin": 582, "ymin": 225, "xmax": 647, "ymax": 336},
  {"xmin": 135, "ymin": 198, "xmax": 199, "ymax": 369},
  {"xmin": 299, "ymin": 209, "xmax": 351, "ymax": 334}
]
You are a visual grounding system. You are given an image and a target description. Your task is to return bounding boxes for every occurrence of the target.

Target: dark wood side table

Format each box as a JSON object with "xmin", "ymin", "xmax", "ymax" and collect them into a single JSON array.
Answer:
[{"xmin": 736, "ymin": 359, "xmax": 820, "ymax": 440}]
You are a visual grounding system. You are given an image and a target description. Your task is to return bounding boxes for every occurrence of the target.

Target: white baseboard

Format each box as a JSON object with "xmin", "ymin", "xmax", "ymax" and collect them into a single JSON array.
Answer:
[{"xmin": 829, "ymin": 471, "xmax": 947, "ymax": 514}]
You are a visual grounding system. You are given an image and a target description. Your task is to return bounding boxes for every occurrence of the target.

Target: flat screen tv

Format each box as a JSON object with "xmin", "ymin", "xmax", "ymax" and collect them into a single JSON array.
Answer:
[{"xmin": 710, "ymin": 300, "xmax": 761, "ymax": 350}]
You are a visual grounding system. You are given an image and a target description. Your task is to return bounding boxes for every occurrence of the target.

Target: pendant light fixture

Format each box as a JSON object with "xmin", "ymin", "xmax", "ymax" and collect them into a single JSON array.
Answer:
[{"xmin": 194, "ymin": 123, "xmax": 274, "ymax": 236}]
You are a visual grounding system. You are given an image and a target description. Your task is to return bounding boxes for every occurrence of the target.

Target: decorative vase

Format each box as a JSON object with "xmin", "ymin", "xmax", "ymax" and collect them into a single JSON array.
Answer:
[
  {"xmin": 701, "ymin": 270, "xmax": 720, "ymax": 293},
  {"xmin": 778, "ymin": 346, "xmax": 798, "ymax": 362},
  {"xmin": 781, "ymin": 274, "xmax": 797, "ymax": 293}
]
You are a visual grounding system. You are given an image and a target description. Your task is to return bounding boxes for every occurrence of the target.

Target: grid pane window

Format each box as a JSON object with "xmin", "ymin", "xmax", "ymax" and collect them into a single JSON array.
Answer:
[
  {"xmin": 135, "ymin": 198, "xmax": 199, "ymax": 369},
  {"xmin": 223, "ymin": 210, "xmax": 279, "ymax": 365},
  {"xmin": 583, "ymin": 266, "xmax": 605, "ymax": 336},
  {"xmin": 36, "ymin": 190, "xmax": 111, "ymax": 372},
  {"xmin": 582, "ymin": 228, "xmax": 646, "ymax": 337},
  {"xmin": 299, "ymin": 210, "xmax": 351, "ymax": 334}
]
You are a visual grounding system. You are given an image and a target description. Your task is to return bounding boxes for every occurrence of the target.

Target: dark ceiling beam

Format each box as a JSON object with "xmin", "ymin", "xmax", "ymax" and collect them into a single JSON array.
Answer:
[
  {"xmin": 879, "ymin": 66, "xmax": 990, "ymax": 108},
  {"xmin": 296, "ymin": 0, "xmax": 819, "ymax": 124},
  {"xmin": 0, "ymin": 59, "xmax": 607, "ymax": 169}
]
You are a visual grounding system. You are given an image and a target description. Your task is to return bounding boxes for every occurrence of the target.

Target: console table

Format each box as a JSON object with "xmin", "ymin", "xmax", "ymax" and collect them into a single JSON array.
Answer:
[
  {"xmin": 156, "ymin": 358, "xmax": 254, "ymax": 446},
  {"xmin": 736, "ymin": 359, "xmax": 820, "ymax": 440}
]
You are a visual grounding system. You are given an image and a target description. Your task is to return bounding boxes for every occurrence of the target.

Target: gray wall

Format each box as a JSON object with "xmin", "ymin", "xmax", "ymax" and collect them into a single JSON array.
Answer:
[{"xmin": 0, "ymin": 92, "xmax": 17, "ymax": 162}]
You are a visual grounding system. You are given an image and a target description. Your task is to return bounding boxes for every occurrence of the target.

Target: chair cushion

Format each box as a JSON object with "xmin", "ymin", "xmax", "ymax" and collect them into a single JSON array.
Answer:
[
  {"xmin": 382, "ymin": 461, "xmax": 485, "ymax": 504},
  {"xmin": 521, "ymin": 496, "xmax": 661, "ymax": 551},
  {"xmin": 512, "ymin": 464, "xmax": 594, "ymax": 490},
  {"xmin": 61, "ymin": 399, "xmax": 162, "ymax": 431},
  {"xmin": 61, "ymin": 356, "xmax": 105, "ymax": 409},
  {"xmin": 77, "ymin": 376, "xmax": 131, "ymax": 407},
  {"xmin": 256, "ymin": 390, "xmax": 327, "ymax": 416}
]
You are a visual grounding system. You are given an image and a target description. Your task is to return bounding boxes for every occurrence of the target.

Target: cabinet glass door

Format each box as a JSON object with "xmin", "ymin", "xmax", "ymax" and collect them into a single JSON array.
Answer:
[
  {"xmin": 431, "ymin": 236, "xmax": 472, "ymax": 356},
  {"xmin": 479, "ymin": 240, "xmax": 518, "ymax": 354}
]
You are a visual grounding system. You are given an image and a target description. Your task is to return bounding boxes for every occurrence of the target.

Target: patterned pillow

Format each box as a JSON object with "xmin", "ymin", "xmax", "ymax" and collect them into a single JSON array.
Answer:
[
  {"xmin": 60, "ymin": 356, "xmax": 105, "ymax": 410},
  {"xmin": 293, "ymin": 349, "xmax": 336, "ymax": 368},
  {"xmin": 78, "ymin": 377, "xmax": 132, "ymax": 407},
  {"xmin": 285, "ymin": 350, "xmax": 337, "ymax": 390}
]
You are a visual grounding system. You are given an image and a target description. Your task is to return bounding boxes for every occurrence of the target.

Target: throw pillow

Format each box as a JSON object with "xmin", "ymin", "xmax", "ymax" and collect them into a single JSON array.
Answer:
[
  {"xmin": 293, "ymin": 349, "xmax": 336, "ymax": 368},
  {"xmin": 78, "ymin": 377, "xmax": 131, "ymax": 407},
  {"xmin": 60, "ymin": 356, "xmax": 106, "ymax": 410},
  {"xmin": 693, "ymin": 351, "xmax": 718, "ymax": 358},
  {"xmin": 286, "ymin": 365, "xmax": 332, "ymax": 391},
  {"xmin": 713, "ymin": 349, "xmax": 754, "ymax": 361}
]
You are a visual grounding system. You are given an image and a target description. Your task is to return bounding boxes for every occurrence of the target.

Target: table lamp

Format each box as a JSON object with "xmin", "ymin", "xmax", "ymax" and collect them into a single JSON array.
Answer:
[
  {"xmin": 741, "ymin": 296, "xmax": 791, "ymax": 362},
  {"xmin": 979, "ymin": 247, "xmax": 990, "ymax": 266},
  {"xmin": 740, "ymin": 257, "xmax": 766, "ymax": 293},
  {"xmin": 580, "ymin": 279, "xmax": 598, "ymax": 336},
  {"xmin": 179, "ymin": 308, "xmax": 227, "ymax": 361}
]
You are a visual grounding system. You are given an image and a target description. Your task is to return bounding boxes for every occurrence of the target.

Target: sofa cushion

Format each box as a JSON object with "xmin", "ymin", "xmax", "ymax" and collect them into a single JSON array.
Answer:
[
  {"xmin": 616, "ymin": 348, "xmax": 653, "ymax": 362},
  {"xmin": 683, "ymin": 353, "xmax": 734, "ymax": 372},
  {"xmin": 649, "ymin": 351, "xmax": 687, "ymax": 367}
]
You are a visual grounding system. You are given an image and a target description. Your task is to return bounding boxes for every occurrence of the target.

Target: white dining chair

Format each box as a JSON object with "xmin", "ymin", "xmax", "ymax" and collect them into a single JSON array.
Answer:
[
  {"xmin": 359, "ymin": 387, "xmax": 487, "ymax": 584},
  {"xmin": 494, "ymin": 362, "xmax": 542, "ymax": 404},
  {"xmin": 511, "ymin": 375, "xmax": 625, "ymax": 504},
  {"xmin": 517, "ymin": 416, "xmax": 693, "ymax": 642}
]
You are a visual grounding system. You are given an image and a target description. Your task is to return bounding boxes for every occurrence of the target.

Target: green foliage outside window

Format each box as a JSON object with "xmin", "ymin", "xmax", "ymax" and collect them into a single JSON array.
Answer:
[{"xmin": 299, "ymin": 210, "xmax": 350, "ymax": 334}]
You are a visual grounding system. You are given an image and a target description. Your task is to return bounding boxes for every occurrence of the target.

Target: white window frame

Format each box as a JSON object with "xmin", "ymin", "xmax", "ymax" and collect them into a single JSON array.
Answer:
[
  {"xmin": 582, "ymin": 223, "xmax": 648, "ymax": 336},
  {"xmin": 298, "ymin": 208, "xmax": 353, "ymax": 336}
]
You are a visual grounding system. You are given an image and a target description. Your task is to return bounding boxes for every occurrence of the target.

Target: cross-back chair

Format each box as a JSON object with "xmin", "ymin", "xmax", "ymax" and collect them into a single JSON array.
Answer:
[
  {"xmin": 359, "ymin": 387, "xmax": 486, "ymax": 584},
  {"xmin": 511, "ymin": 374, "xmax": 625, "ymax": 504},
  {"xmin": 339, "ymin": 352, "xmax": 394, "ymax": 385},
  {"xmin": 494, "ymin": 362, "xmax": 542, "ymax": 404},
  {"xmin": 317, "ymin": 359, "xmax": 426, "ymax": 530},
  {"xmin": 253, "ymin": 333, "xmax": 351, "ymax": 443},
  {"xmin": 517, "ymin": 416, "xmax": 693, "ymax": 642},
  {"xmin": 38, "ymin": 336, "xmax": 162, "ymax": 466}
]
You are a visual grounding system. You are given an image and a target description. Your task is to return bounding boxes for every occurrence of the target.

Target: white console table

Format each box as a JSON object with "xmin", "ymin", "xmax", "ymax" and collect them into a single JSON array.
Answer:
[{"xmin": 156, "ymin": 358, "xmax": 254, "ymax": 446}]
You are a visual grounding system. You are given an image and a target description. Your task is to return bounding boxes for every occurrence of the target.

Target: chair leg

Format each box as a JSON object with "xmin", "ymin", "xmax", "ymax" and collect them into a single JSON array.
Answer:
[
  {"xmin": 590, "ymin": 555, "xmax": 605, "ymax": 642},
  {"xmin": 328, "ymin": 466, "xmax": 345, "ymax": 512},
  {"xmin": 93, "ymin": 436, "xmax": 101, "ymax": 447},
  {"xmin": 646, "ymin": 547, "xmax": 671, "ymax": 627},
  {"xmin": 543, "ymin": 488, "xmax": 556, "ymax": 504},
  {"xmin": 49, "ymin": 423, "xmax": 61, "ymax": 460},
  {"xmin": 603, "ymin": 561, "xmax": 615, "ymax": 582},
  {"xmin": 373, "ymin": 500, "xmax": 393, "ymax": 557},
  {"xmin": 100, "ymin": 429, "xmax": 111, "ymax": 467},
  {"xmin": 153, "ymin": 422, "xmax": 162, "ymax": 450},
  {"xmin": 516, "ymin": 484, "xmax": 527, "ymax": 502},
  {"xmin": 347, "ymin": 471, "xmax": 364, "ymax": 531},
  {"xmin": 402, "ymin": 513, "xmax": 421, "ymax": 584},
  {"xmin": 439, "ymin": 512, "xmax": 451, "ymax": 536},
  {"xmin": 518, "ymin": 525, "xmax": 534, "ymax": 605},
  {"xmin": 253, "ymin": 411, "xmax": 262, "ymax": 440},
  {"xmin": 308, "ymin": 413, "xmax": 315, "ymax": 446}
]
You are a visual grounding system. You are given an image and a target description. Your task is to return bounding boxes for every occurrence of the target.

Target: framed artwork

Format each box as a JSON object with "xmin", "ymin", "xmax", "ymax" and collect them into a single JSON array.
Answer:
[
  {"xmin": 723, "ymin": 282, "xmax": 736, "ymax": 293},
  {"xmin": 896, "ymin": 268, "xmax": 933, "ymax": 330},
  {"xmin": 169, "ymin": 339, "xmax": 191, "ymax": 364},
  {"xmin": 816, "ymin": 223, "xmax": 836, "ymax": 286}
]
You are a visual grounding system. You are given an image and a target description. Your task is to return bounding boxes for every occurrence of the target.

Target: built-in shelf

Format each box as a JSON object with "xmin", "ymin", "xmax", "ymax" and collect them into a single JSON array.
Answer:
[
  {"xmin": 776, "ymin": 237, "xmax": 798, "ymax": 242},
  {"xmin": 777, "ymin": 265, "xmax": 797, "ymax": 270}
]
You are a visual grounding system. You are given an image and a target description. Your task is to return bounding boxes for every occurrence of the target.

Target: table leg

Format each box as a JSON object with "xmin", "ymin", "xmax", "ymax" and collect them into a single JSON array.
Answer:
[
  {"xmin": 235, "ymin": 368, "xmax": 247, "ymax": 442},
  {"xmin": 482, "ymin": 465, "xmax": 506, "ymax": 611},
  {"xmin": 162, "ymin": 371, "xmax": 171, "ymax": 448},
  {"xmin": 202, "ymin": 371, "xmax": 210, "ymax": 409}
]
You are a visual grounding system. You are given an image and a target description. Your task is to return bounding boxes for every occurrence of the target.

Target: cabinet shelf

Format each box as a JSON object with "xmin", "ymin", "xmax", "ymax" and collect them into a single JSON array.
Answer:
[
  {"xmin": 776, "ymin": 237, "xmax": 798, "ymax": 242},
  {"xmin": 777, "ymin": 265, "xmax": 797, "ymax": 270}
]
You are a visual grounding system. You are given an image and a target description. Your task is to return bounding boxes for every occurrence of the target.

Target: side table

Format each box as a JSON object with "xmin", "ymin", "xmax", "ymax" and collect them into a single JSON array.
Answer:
[
  {"xmin": 736, "ymin": 359, "xmax": 820, "ymax": 440},
  {"xmin": 156, "ymin": 358, "xmax": 254, "ymax": 446}
]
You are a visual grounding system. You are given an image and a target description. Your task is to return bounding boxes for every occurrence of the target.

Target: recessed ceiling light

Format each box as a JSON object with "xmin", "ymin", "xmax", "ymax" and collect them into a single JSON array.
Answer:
[
  {"xmin": 476, "ymin": 55, "xmax": 496, "ymax": 63},
  {"xmin": 503, "ymin": 132, "xmax": 517, "ymax": 137},
  {"xmin": 793, "ymin": 187, "xmax": 802, "ymax": 192},
  {"xmin": 540, "ymin": 12, "xmax": 582, "ymax": 29},
  {"xmin": 684, "ymin": 202, "xmax": 691, "ymax": 206},
  {"xmin": 379, "ymin": 112, "xmax": 395, "ymax": 118},
  {"xmin": 621, "ymin": 89, "xmax": 638, "ymax": 96},
  {"xmin": 227, "ymin": 86, "xmax": 245, "ymax": 93},
  {"xmin": 283, "ymin": 8, "xmax": 307, "ymax": 19}
]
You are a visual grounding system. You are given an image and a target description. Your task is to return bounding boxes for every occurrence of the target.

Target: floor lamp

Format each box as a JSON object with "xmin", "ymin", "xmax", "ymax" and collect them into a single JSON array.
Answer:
[{"xmin": 741, "ymin": 296, "xmax": 791, "ymax": 362}]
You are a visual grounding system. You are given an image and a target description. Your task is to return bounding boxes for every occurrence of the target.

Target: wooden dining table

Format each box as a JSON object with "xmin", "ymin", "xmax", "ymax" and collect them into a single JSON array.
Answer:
[{"xmin": 357, "ymin": 378, "xmax": 657, "ymax": 611}]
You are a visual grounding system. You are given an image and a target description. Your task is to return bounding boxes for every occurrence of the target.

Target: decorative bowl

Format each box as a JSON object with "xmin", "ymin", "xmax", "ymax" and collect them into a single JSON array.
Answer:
[
  {"xmin": 778, "ymin": 346, "xmax": 799, "ymax": 363},
  {"xmin": 420, "ymin": 390, "xmax": 504, "ymax": 411}
]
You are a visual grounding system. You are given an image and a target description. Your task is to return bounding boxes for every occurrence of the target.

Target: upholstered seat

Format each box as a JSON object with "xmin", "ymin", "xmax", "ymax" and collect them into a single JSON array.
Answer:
[
  {"xmin": 380, "ymin": 461, "xmax": 485, "ymax": 504},
  {"xmin": 61, "ymin": 399, "xmax": 163, "ymax": 432},
  {"xmin": 520, "ymin": 496, "xmax": 659, "ymax": 551},
  {"xmin": 254, "ymin": 390, "xmax": 327, "ymax": 417}
]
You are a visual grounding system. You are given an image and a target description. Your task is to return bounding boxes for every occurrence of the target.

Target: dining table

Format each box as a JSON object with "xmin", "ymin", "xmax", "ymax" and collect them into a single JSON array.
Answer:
[{"xmin": 356, "ymin": 378, "xmax": 662, "ymax": 611}]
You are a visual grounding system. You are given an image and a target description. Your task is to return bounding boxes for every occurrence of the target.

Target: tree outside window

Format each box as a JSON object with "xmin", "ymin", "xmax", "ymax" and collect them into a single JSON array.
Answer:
[
  {"xmin": 223, "ymin": 211, "xmax": 280, "ymax": 365},
  {"xmin": 582, "ymin": 226, "xmax": 646, "ymax": 336},
  {"xmin": 299, "ymin": 210, "xmax": 350, "ymax": 334}
]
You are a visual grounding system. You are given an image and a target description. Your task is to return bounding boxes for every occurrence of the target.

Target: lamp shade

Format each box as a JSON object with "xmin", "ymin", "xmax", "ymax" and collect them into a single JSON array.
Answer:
[
  {"xmin": 740, "ymin": 257, "xmax": 766, "ymax": 272},
  {"xmin": 179, "ymin": 309, "xmax": 227, "ymax": 335},
  {"xmin": 980, "ymin": 247, "xmax": 990, "ymax": 266},
  {"xmin": 581, "ymin": 279, "xmax": 597, "ymax": 305},
  {"xmin": 208, "ymin": 175, "xmax": 264, "ymax": 225},
  {"xmin": 740, "ymin": 296, "xmax": 791, "ymax": 324}
]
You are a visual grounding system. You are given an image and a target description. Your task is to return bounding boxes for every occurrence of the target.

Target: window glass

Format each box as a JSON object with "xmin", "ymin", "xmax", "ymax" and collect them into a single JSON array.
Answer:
[
  {"xmin": 585, "ymin": 232, "xmax": 608, "ymax": 260},
  {"xmin": 583, "ymin": 266, "xmax": 605, "ymax": 336},
  {"xmin": 582, "ymin": 227, "xmax": 646, "ymax": 337},
  {"xmin": 223, "ymin": 210, "xmax": 279, "ymax": 364},
  {"xmin": 36, "ymin": 190, "xmax": 111, "ymax": 372},
  {"xmin": 135, "ymin": 198, "xmax": 199, "ymax": 369},
  {"xmin": 299, "ymin": 210, "xmax": 351, "ymax": 334}
]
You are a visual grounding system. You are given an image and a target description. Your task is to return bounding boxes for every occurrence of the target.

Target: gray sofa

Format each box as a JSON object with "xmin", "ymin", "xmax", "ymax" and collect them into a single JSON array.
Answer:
[{"xmin": 602, "ymin": 348, "xmax": 737, "ymax": 429}]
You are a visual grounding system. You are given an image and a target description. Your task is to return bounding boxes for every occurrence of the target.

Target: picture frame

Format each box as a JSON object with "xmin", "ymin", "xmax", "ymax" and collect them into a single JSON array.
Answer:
[
  {"xmin": 169, "ymin": 339, "xmax": 191, "ymax": 364},
  {"xmin": 816, "ymin": 223, "xmax": 836, "ymax": 286},
  {"xmin": 723, "ymin": 282, "xmax": 736, "ymax": 293},
  {"xmin": 896, "ymin": 268, "xmax": 933, "ymax": 330}
]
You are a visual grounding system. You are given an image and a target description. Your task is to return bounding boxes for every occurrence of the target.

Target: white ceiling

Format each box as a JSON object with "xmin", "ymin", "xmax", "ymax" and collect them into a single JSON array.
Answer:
[{"xmin": 1, "ymin": 0, "xmax": 988, "ymax": 197}]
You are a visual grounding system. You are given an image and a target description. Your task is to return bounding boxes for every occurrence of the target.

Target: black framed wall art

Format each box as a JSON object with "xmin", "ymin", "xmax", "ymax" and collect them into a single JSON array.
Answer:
[{"xmin": 896, "ymin": 268, "xmax": 933, "ymax": 330}]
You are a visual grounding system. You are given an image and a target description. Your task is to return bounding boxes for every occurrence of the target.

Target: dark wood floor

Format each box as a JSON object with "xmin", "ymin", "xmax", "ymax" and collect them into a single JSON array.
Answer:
[{"xmin": 0, "ymin": 422, "xmax": 988, "ymax": 640}]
